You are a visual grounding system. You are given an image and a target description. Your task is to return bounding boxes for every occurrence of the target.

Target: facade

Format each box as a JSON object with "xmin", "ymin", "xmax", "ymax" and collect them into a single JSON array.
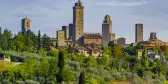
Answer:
[
  {"xmin": 73, "ymin": 0, "xmax": 84, "ymax": 44},
  {"xmin": 62, "ymin": 26, "xmax": 69, "ymax": 39},
  {"xmin": 83, "ymin": 33, "xmax": 102, "ymax": 46},
  {"xmin": 135, "ymin": 23, "xmax": 143, "ymax": 43},
  {"xmin": 68, "ymin": 44, "xmax": 102, "ymax": 57},
  {"xmin": 110, "ymin": 33, "xmax": 115, "ymax": 41},
  {"xmin": 117, "ymin": 37, "xmax": 126, "ymax": 45},
  {"xmin": 69, "ymin": 23, "xmax": 73, "ymax": 40},
  {"xmin": 102, "ymin": 15, "xmax": 114, "ymax": 46},
  {"xmin": 21, "ymin": 18, "xmax": 31, "ymax": 32},
  {"xmin": 57, "ymin": 30, "xmax": 65, "ymax": 46},
  {"xmin": 139, "ymin": 32, "xmax": 168, "ymax": 49},
  {"xmin": 49, "ymin": 37, "xmax": 56, "ymax": 47}
]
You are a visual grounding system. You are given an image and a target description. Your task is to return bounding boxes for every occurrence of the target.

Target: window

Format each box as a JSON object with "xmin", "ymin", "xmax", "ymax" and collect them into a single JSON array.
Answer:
[{"xmin": 27, "ymin": 22, "xmax": 29, "ymax": 28}]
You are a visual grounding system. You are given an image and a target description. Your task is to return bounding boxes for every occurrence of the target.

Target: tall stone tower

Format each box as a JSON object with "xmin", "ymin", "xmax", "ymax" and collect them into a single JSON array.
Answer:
[
  {"xmin": 135, "ymin": 23, "xmax": 143, "ymax": 43},
  {"xmin": 21, "ymin": 17, "xmax": 31, "ymax": 33},
  {"xmin": 102, "ymin": 15, "xmax": 113, "ymax": 46},
  {"xmin": 69, "ymin": 23, "xmax": 73, "ymax": 40},
  {"xmin": 73, "ymin": 0, "xmax": 84, "ymax": 44}
]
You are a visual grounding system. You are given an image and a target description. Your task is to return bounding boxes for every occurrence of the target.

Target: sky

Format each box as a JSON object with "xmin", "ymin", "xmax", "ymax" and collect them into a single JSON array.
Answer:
[{"xmin": 0, "ymin": 0, "xmax": 168, "ymax": 43}]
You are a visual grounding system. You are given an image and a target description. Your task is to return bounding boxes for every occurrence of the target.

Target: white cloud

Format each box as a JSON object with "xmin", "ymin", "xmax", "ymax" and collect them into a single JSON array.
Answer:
[{"xmin": 95, "ymin": 0, "xmax": 151, "ymax": 6}]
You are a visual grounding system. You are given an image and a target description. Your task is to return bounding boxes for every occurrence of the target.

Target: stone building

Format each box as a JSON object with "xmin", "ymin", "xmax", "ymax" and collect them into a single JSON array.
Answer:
[
  {"xmin": 139, "ymin": 32, "xmax": 168, "ymax": 49},
  {"xmin": 110, "ymin": 33, "xmax": 116, "ymax": 41},
  {"xmin": 117, "ymin": 37, "xmax": 126, "ymax": 45},
  {"xmin": 21, "ymin": 17, "xmax": 31, "ymax": 33},
  {"xmin": 57, "ymin": 30, "xmax": 65, "ymax": 46},
  {"xmin": 73, "ymin": 0, "xmax": 84, "ymax": 44},
  {"xmin": 83, "ymin": 33, "xmax": 102, "ymax": 46},
  {"xmin": 68, "ymin": 43, "xmax": 102, "ymax": 57},
  {"xmin": 135, "ymin": 23, "xmax": 143, "ymax": 43},
  {"xmin": 62, "ymin": 26, "xmax": 69, "ymax": 39},
  {"xmin": 49, "ymin": 37, "xmax": 56, "ymax": 47},
  {"xmin": 102, "ymin": 15, "xmax": 115, "ymax": 46}
]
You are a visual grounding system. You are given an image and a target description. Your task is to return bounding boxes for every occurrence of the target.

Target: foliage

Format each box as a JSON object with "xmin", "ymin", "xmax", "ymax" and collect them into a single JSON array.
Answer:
[{"xmin": 0, "ymin": 28, "xmax": 168, "ymax": 83}]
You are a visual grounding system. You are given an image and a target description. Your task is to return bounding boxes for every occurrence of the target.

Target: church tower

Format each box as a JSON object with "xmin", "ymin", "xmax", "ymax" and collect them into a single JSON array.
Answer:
[{"xmin": 73, "ymin": 0, "xmax": 84, "ymax": 44}]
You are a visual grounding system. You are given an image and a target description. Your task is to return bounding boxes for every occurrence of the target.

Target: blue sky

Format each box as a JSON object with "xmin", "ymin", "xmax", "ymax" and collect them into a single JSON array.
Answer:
[{"xmin": 0, "ymin": 0, "xmax": 168, "ymax": 43}]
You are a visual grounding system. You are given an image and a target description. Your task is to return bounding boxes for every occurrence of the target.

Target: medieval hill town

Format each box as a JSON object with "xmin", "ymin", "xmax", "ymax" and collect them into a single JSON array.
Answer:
[{"xmin": 0, "ymin": 0, "xmax": 168, "ymax": 84}]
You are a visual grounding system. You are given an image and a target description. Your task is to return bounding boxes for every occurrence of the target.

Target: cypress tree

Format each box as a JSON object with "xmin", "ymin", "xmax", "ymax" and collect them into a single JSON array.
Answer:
[
  {"xmin": 0, "ymin": 27, "xmax": 2, "ymax": 47},
  {"xmin": 141, "ymin": 49, "xmax": 149, "ymax": 67},
  {"xmin": 58, "ymin": 51, "xmax": 65, "ymax": 69},
  {"xmin": 55, "ymin": 40, "xmax": 58, "ymax": 49},
  {"xmin": 79, "ymin": 71, "xmax": 85, "ymax": 84},
  {"xmin": 37, "ymin": 30, "xmax": 41, "ymax": 49},
  {"xmin": 57, "ymin": 50, "xmax": 65, "ymax": 83}
]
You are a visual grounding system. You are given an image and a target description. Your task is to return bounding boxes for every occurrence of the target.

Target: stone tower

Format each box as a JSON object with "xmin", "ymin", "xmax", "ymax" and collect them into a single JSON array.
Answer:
[
  {"xmin": 21, "ymin": 17, "xmax": 31, "ymax": 33},
  {"xmin": 73, "ymin": 0, "xmax": 84, "ymax": 44},
  {"xmin": 135, "ymin": 23, "xmax": 143, "ymax": 43},
  {"xmin": 62, "ymin": 26, "xmax": 69, "ymax": 39},
  {"xmin": 102, "ymin": 15, "xmax": 113, "ymax": 46},
  {"xmin": 57, "ymin": 30, "xmax": 65, "ymax": 46}
]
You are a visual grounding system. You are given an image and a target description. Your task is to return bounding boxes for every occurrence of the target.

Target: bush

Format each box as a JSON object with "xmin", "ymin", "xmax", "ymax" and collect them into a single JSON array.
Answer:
[
  {"xmin": 1, "ymin": 80, "xmax": 12, "ymax": 84},
  {"xmin": 25, "ymin": 80, "xmax": 40, "ymax": 84},
  {"xmin": 15, "ymin": 81, "xmax": 25, "ymax": 84}
]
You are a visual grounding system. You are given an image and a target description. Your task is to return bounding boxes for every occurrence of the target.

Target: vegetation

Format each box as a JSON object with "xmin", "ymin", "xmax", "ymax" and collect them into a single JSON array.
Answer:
[{"xmin": 0, "ymin": 28, "xmax": 168, "ymax": 83}]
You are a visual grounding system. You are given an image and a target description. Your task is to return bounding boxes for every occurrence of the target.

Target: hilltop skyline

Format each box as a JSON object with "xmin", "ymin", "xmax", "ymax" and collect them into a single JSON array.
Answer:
[{"xmin": 0, "ymin": 0, "xmax": 168, "ymax": 43}]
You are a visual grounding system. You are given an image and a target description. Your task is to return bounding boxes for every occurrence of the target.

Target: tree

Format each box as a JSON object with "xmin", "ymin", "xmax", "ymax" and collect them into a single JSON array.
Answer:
[
  {"xmin": 37, "ymin": 30, "xmax": 41, "ymax": 50},
  {"xmin": 136, "ymin": 43, "xmax": 144, "ymax": 49},
  {"xmin": 57, "ymin": 51, "xmax": 65, "ymax": 83},
  {"xmin": 141, "ymin": 49, "xmax": 149, "ymax": 67},
  {"xmin": 108, "ymin": 41, "xmax": 116, "ymax": 47},
  {"xmin": 79, "ymin": 71, "xmax": 85, "ymax": 84},
  {"xmin": 0, "ymin": 27, "xmax": 2, "ymax": 39},
  {"xmin": 124, "ymin": 46, "xmax": 136, "ymax": 56},
  {"xmin": 58, "ymin": 51, "xmax": 65, "ymax": 69},
  {"xmin": 160, "ymin": 45, "xmax": 167, "ymax": 52},
  {"xmin": 0, "ymin": 27, "xmax": 2, "ymax": 48},
  {"xmin": 1, "ymin": 29, "xmax": 12, "ymax": 50},
  {"xmin": 42, "ymin": 34, "xmax": 50, "ymax": 51},
  {"xmin": 111, "ymin": 45, "xmax": 123, "ymax": 58},
  {"xmin": 55, "ymin": 40, "xmax": 58, "ymax": 49}
]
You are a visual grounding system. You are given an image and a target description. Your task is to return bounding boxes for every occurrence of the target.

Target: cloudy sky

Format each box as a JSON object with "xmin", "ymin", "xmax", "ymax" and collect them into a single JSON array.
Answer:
[{"xmin": 0, "ymin": 0, "xmax": 167, "ymax": 43}]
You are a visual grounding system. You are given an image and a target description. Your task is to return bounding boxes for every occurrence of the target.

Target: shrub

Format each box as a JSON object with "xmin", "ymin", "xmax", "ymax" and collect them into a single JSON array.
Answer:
[
  {"xmin": 1, "ymin": 80, "xmax": 12, "ymax": 84},
  {"xmin": 25, "ymin": 80, "xmax": 40, "ymax": 84},
  {"xmin": 15, "ymin": 81, "xmax": 25, "ymax": 84}
]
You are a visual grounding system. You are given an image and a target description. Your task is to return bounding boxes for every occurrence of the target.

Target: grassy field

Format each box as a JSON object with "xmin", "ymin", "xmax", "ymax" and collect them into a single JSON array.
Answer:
[{"xmin": 0, "ymin": 60, "xmax": 20, "ymax": 71}]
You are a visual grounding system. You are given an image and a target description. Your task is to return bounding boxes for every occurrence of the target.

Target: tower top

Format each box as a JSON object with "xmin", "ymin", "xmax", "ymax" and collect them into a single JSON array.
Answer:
[
  {"xmin": 149, "ymin": 32, "xmax": 157, "ymax": 40},
  {"xmin": 75, "ymin": 0, "xmax": 83, "ymax": 7},
  {"xmin": 103, "ymin": 14, "xmax": 111, "ymax": 23},
  {"xmin": 78, "ymin": 0, "xmax": 81, "ymax": 3},
  {"xmin": 105, "ymin": 14, "xmax": 111, "ymax": 20}
]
